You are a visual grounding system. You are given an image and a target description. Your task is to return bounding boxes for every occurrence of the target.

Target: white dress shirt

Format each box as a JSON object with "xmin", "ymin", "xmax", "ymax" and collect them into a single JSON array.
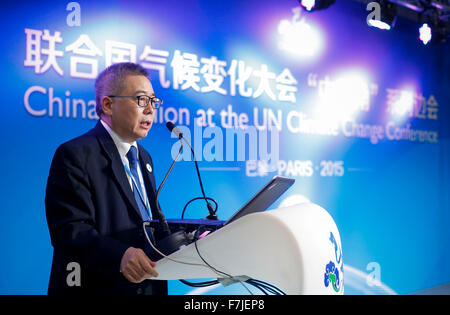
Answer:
[{"xmin": 100, "ymin": 120, "xmax": 148, "ymax": 206}]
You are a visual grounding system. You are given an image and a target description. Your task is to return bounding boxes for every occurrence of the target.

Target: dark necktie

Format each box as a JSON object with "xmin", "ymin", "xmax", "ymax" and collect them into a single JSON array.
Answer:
[{"xmin": 126, "ymin": 146, "xmax": 151, "ymax": 221}]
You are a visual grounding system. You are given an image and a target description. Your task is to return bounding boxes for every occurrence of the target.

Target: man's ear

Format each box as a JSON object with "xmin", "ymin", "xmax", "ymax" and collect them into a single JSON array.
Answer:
[{"xmin": 101, "ymin": 96, "xmax": 113, "ymax": 116}]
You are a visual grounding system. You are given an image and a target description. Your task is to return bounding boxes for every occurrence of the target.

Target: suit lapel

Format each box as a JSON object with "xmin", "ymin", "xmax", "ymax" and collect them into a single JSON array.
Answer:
[{"xmin": 93, "ymin": 122, "xmax": 142, "ymax": 220}]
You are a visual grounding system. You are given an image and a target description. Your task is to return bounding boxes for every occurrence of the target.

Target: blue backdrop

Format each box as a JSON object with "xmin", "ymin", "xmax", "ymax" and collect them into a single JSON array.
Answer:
[{"xmin": 0, "ymin": 0, "xmax": 449, "ymax": 295}]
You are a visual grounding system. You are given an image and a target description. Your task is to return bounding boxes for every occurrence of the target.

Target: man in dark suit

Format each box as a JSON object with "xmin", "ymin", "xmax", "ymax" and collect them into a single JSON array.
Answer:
[{"xmin": 45, "ymin": 62, "xmax": 170, "ymax": 295}]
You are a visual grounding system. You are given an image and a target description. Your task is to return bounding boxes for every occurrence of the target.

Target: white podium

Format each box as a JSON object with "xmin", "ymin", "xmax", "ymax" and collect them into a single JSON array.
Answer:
[{"xmin": 153, "ymin": 203, "xmax": 344, "ymax": 295}]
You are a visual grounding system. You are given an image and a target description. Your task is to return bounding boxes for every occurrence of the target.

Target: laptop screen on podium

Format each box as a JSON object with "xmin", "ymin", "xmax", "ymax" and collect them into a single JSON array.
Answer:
[{"xmin": 223, "ymin": 175, "xmax": 295, "ymax": 226}]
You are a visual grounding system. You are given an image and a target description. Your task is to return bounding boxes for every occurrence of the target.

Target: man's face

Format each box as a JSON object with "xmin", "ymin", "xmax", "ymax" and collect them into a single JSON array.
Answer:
[{"xmin": 106, "ymin": 74, "xmax": 155, "ymax": 143}]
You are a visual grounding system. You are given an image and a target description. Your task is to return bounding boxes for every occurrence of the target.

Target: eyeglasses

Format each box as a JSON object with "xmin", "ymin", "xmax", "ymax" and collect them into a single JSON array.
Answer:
[{"xmin": 108, "ymin": 95, "xmax": 163, "ymax": 109}]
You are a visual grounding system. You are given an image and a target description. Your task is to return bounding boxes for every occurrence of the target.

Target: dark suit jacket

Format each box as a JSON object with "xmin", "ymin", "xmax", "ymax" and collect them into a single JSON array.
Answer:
[{"xmin": 45, "ymin": 121, "xmax": 170, "ymax": 295}]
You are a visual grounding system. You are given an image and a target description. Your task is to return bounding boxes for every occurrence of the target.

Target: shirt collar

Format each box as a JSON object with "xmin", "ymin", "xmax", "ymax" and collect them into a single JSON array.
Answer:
[{"xmin": 100, "ymin": 119, "xmax": 138, "ymax": 159}]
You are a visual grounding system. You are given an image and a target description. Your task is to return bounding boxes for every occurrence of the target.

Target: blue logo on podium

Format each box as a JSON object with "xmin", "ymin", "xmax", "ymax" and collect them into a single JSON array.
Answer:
[{"xmin": 324, "ymin": 232, "xmax": 343, "ymax": 292}]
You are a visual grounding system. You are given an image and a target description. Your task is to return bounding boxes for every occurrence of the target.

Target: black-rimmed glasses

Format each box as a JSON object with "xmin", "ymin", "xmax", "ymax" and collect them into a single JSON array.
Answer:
[{"xmin": 108, "ymin": 95, "xmax": 163, "ymax": 109}]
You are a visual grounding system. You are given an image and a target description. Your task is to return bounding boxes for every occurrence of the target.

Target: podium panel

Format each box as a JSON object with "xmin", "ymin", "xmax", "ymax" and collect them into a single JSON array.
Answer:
[{"xmin": 153, "ymin": 203, "xmax": 344, "ymax": 294}]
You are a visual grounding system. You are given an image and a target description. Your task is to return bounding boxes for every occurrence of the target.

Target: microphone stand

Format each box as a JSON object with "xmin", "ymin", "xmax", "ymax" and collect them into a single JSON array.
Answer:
[
  {"xmin": 181, "ymin": 136, "xmax": 218, "ymax": 220},
  {"xmin": 155, "ymin": 138, "xmax": 184, "ymax": 236}
]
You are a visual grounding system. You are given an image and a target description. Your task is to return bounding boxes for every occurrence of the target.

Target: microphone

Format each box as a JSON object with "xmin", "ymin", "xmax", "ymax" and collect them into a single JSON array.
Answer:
[
  {"xmin": 166, "ymin": 121, "xmax": 183, "ymax": 139},
  {"xmin": 165, "ymin": 122, "xmax": 218, "ymax": 220},
  {"xmin": 144, "ymin": 121, "xmax": 217, "ymax": 258}
]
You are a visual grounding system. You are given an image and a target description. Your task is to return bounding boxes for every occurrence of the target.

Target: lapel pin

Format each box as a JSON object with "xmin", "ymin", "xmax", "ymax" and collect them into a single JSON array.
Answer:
[{"xmin": 146, "ymin": 163, "xmax": 152, "ymax": 172}]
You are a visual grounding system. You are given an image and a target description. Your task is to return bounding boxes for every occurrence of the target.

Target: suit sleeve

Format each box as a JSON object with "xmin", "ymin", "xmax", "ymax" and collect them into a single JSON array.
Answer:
[{"xmin": 45, "ymin": 143, "xmax": 129, "ymax": 276}]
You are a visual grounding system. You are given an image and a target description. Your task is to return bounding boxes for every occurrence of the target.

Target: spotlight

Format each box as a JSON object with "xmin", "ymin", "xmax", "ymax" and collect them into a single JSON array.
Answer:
[
  {"xmin": 391, "ymin": 90, "xmax": 414, "ymax": 117},
  {"xmin": 419, "ymin": 23, "xmax": 432, "ymax": 45},
  {"xmin": 298, "ymin": 0, "xmax": 335, "ymax": 12},
  {"xmin": 418, "ymin": 9, "xmax": 448, "ymax": 45},
  {"xmin": 367, "ymin": 1, "xmax": 397, "ymax": 30},
  {"xmin": 278, "ymin": 17, "xmax": 324, "ymax": 57},
  {"xmin": 299, "ymin": 0, "xmax": 315, "ymax": 11},
  {"xmin": 315, "ymin": 71, "xmax": 371, "ymax": 122}
]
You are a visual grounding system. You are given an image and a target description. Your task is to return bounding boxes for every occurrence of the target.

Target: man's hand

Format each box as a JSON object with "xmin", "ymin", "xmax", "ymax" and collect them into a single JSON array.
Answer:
[{"xmin": 120, "ymin": 247, "xmax": 158, "ymax": 283}]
